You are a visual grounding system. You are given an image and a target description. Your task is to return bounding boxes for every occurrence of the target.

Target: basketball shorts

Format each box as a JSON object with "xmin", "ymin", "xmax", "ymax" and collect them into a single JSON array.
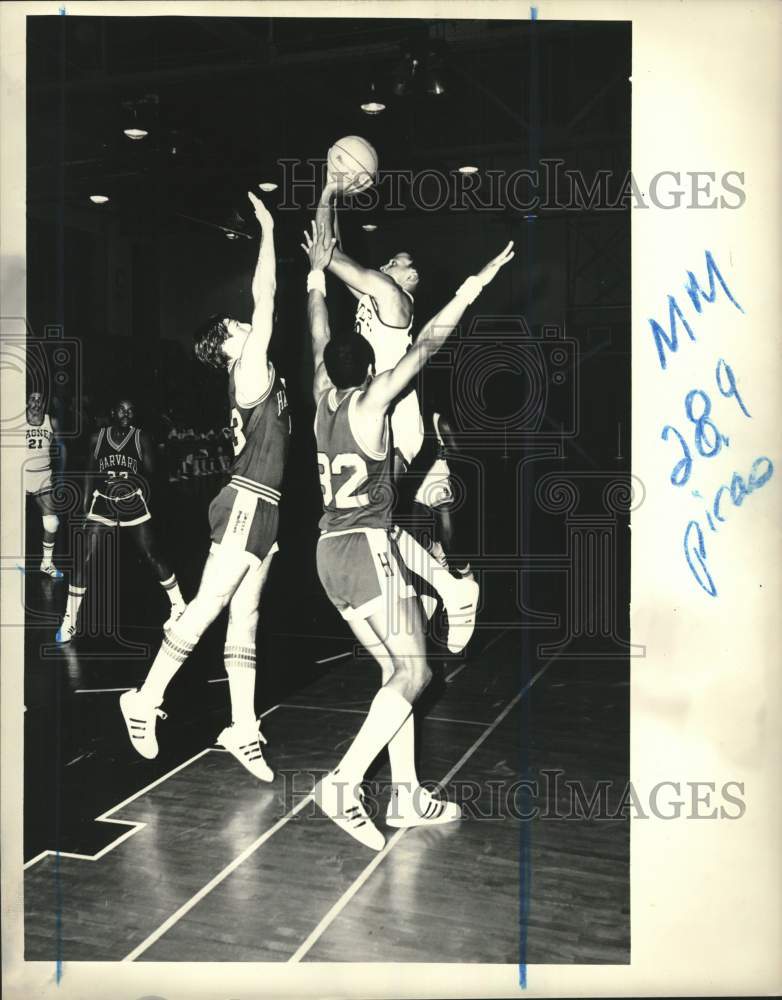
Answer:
[
  {"xmin": 413, "ymin": 457, "xmax": 454, "ymax": 509},
  {"xmin": 390, "ymin": 390, "xmax": 424, "ymax": 467},
  {"xmin": 87, "ymin": 488, "xmax": 151, "ymax": 527},
  {"xmin": 208, "ymin": 483, "xmax": 279, "ymax": 564},
  {"xmin": 25, "ymin": 467, "xmax": 52, "ymax": 497},
  {"xmin": 316, "ymin": 526, "xmax": 415, "ymax": 622}
]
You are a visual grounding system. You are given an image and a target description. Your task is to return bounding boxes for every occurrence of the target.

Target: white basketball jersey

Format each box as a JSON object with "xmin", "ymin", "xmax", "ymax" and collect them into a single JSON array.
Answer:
[
  {"xmin": 354, "ymin": 292, "xmax": 413, "ymax": 373},
  {"xmin": 25, "ymin": 414, "xmax": 54, "ymax": 473}
]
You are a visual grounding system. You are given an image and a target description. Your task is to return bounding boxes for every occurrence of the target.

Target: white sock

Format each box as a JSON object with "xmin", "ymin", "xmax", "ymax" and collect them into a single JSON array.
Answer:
[
  {"xmin": 395, "ymin": 528, "xmax": 455, "ymax": 601},
  {"xmin": 42, "ymin": 542, "xmax": 55, "ymax": 566},
  {"xmin": 160, "ymin": 574, "xmax": 183, "ymax": 607},
  {"xmin": 225, "ymin": 644, "xmax": 257, "ymax": 728},
  {"xmin": 140, "ymin": 628, "xmax": 196, "ymax": 707},
  {"xmin": 336, "ymin": 686, "xmax": 412, "ymax": 785},
  {"xmin": 387, "ymin": 714, "xmax": 419, "ymax": 790},
  {"xmin": 66, "ymin": 585, "xmax": 86, "ymax": 623}
]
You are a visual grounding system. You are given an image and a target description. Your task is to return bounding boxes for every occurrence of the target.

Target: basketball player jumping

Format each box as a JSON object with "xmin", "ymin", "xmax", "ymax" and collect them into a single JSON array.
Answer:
[
  {"xmin": 56, "ymin": 396, "xmax": 185, "ymax": 643},
  {"xmin": 316, "ymin": 179, "xmax": 479, "ymax": 654},
  {"xmin": 24, "ymin": 390, "xmax": 64, "ymax": 579},
  {"xmin": 119, "ymin": 190, "xmax": 289, "ymax": 781},
  {"xmin": 304, "ymin": 218, "xmax": 514, "ymax": 849}
]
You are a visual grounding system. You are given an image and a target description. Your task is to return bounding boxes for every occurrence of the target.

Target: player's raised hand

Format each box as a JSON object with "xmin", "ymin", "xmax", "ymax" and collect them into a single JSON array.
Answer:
[
  {"xmin": 476, "ymin": 241, "xmax": 515, "ymax": 286},
  {"xmin": 247, "ymin": 190, "xmax": 274, "ymax": 230},
  {"xmin": 301, "ymin": 220, "xmax": 337, "ymax": 271}
]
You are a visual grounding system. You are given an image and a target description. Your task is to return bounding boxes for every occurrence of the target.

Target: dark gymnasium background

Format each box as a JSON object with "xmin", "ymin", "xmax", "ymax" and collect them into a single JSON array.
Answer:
[{"xmin": 23, "ymin": 15, "xmax": 633, "ymax": 964}]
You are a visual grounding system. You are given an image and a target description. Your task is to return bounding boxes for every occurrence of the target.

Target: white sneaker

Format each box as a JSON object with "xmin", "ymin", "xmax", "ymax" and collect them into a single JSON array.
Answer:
[
  {"xmin": 442, "ymin": 577, "xmax": 479, "ymax": 654},
  {"xmin": 40, "ymin": 562, "xmax": 63, "ymax": 580},
  {"xmin": 386, "ymin": 785, "xmax": 462, "ymax": 829},
  {"xmin": 119, "ymin": 689, "xmax": 167, "ymax": 759},
  {"xmin": 55, "ymin": 615, "xmax": 76, "ymax": 644},
  {"xmin": 216, "ymin": 721, "xmax": 274, "ymax": 782},
  {"xmin": 163, "ymin": 602, "xmax": 187, "ymax": 632},
  {"xmin": 314, "ymin": 772, "xmax": 385, "ymax": 851}
]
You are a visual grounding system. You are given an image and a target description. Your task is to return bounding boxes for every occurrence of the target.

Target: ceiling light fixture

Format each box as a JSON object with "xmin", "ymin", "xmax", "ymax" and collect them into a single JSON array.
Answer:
[
  {"xmin": 360, "ymin": 81, "xmax": 386, "ymax": 115},
  {"xmin": 258, "ymin": 182, "xmax": 278, "ymax": 192},
  {"xmin": 362, "ymin": 224, "xmax": 378, "ymax": 232},
  {"xmin": 89, "ymin": 194, "xmax": 109, "ymax": 204},
  {"xmin": 458, "ymin": 165, "xmax": 479, "ymax": 174}
]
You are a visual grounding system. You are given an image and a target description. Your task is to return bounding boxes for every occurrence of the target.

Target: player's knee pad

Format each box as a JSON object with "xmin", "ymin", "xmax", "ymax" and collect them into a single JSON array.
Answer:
[{"xmin": 42, "ymin": 514, "xmax": 59, "ymax": 535}]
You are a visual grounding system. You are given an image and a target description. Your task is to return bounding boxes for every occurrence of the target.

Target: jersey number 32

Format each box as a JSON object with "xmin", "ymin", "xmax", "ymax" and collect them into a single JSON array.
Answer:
[{"xmin": 317, "ymin": 452, "xmax": 369, "ymax": 508}]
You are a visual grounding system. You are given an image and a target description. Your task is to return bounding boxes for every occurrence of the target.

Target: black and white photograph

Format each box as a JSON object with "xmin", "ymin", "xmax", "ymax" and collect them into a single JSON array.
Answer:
[{"xmin": 1, "ymin": 2, "xmax": 780, "ymax": 998}]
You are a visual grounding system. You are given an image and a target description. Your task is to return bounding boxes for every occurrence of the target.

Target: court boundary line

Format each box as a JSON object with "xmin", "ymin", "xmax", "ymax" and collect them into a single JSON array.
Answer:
[
  {"xmin": 121, "ymin": 634, "xmax": 512, "ymax": 961},
  {"xmin": 26, "ymin": 628, "xmax": 514, "ymax": 955},
  {"xmin": 74, "ymin": 686, "xmax": 134, "ymax": 694},
  {"xmin": 287, "ymin": 656, "xmax": 554, "ymax": 964},
  {"xmin": 279, "ymin": 703, "xmax": 488, "ymax": 727},
  {"xmin": 23, "ymin": 704, "xmax": 281, "ymax": 871},
  {"xmin": 123, "ymin": 790, "xmax": 316, "ymax": 961}
]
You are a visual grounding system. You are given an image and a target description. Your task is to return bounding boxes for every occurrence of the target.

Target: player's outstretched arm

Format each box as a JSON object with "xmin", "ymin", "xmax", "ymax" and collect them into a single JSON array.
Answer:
[
  {"xmin": 316, "ymin": 181, "xmax": 406, "ymax": 316},
  {"xmin": 362, "ymin": 241, "xmax": 515, "ymax": 415},
  {"xmin": 302, "ymin": 220, "xmax": 338, "ymax": 402},
  {"xmin": 235, "ymin": 190, "xmax": 276, "ymax": 402}
]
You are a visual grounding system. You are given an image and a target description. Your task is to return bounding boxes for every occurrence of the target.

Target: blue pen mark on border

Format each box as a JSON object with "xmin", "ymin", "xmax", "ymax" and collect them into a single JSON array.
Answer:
[
  {"xmin": 59, "ymin": 6, "xmax": 67, "ymax": 14},
  {"xmin": 55, "ymin": 848, "xmax": 63, "ymax": 982},
  {"xmin": 518, "ymin": 678, "xmax": 531, "ymax": 988},
  {"xmin": 530, "ymin": 6, "xmax": 538, "ymax": 19}
]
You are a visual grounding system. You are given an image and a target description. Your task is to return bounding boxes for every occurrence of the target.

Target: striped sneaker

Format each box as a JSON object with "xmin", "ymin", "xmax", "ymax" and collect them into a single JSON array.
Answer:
[
  {"xmin": 313, "ymin": 772, "xmax": 385, "ymax": 851},
  {"xmin": 119, "ymin": 689, "xmax": 167, "ymax": 759},
  {"xmin": 55, "ymin": 614, "xmax": 76, "ymax": 644},
  {"xmin": 217, "ymin": 721, "xmax": 274, "ymax": 782},
  {"xmin": 386, "ymin": 785, "xmax": 462, "ymax": 829},
  {"xmin": 40, "ymin": 562, "xmax": 63, "ymax": 580}
]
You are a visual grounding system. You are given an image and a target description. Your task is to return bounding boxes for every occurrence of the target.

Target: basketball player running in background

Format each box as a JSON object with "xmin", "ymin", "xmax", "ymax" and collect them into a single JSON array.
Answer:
[
  {"xmin": 119, "ymin": 190, "xmax": 289, "ymax": 781},
  {"xmin": 304, "ymin": 218, "xmax": 514, "ymax": 849},
  {"xmin": 24, "ymin": 390, "xmax": 64, "ymax": 579},
  {"xmin": 56, "ymin": 396, "xmax": 185, "ymax": 643},
  {"xmin": 316, "ymin": 172, "xmax": 479, "ymax": 654}
]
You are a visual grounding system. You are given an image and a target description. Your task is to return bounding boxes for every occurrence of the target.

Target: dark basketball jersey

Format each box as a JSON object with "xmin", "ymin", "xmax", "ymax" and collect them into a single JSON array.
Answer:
[
  {"xmin": 228, "ymin": 361, "xmax": 290, "ymax": 505},
  {"xmin": 314, "ymin": 387, "xmax": 394, "ymax": 532},
  {"xmin": 94, "ymin": 425, "xmax": 147, "ymax": 501}
]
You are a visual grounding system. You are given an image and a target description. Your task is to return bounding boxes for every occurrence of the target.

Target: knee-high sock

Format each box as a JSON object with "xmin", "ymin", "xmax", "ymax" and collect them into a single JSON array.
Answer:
[
  {"xmin": 395, "ymin": 528, "xmax": 456, "ymax": 601},
  {"xmin": 224, "ymin": 644, "xmax": 257, "ymax": 728},
  {"xmin": 335, "ymin": 686, "xmax": 412, "ymax": 786},
  {"xmin": 160, "ymin": 573, "xmax": 183, "ymax": 607},
  {"xmin": 65, "ymin": 584, "xmax": 86, "ymax": 623},
  {"xmin": 387, "ymin": 714, "xmax": 418, "ymax": 790},
  {"xmin": 42, "ymin": 541, "xmax": 55, "ymax": 566},
  {"xmin": 139, "ymin": 629, "xmax": 196, "ymax": 707}
]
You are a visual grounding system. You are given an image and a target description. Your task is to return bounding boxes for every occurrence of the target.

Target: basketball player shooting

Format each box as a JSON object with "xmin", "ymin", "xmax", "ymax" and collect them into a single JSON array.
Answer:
[
  {"xmin": 56, "ymin": 395, "xmax": 184, "ymax": 644},
  {"xmin": 119, "ymin": 190, "xmax": 290, "ymax": 781},
  {"xmin": 317, "ymin": 148, "xmax": 479, "ymax": 654},
  {"xmin": 24, "ymin": 390, "xmax": 64, "ymax": 579},
  {"xmin": 304, "ymin": 218, "xmax": 514, "ymax": 849}
]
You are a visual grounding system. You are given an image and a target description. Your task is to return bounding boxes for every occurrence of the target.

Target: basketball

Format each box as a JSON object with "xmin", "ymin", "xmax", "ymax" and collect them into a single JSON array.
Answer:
[{"xmin": 327, "ymin": 135, "xmax": 378, "ymax": 192}]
